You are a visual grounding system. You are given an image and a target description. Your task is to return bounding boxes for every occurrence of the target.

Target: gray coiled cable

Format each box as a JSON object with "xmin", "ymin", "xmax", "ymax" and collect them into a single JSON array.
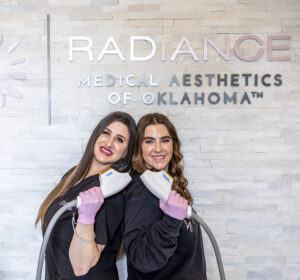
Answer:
[
  {"xmin": 36, "ymin": 200, "xmax": 77, "ymax": 280},
  {"xmin": 192, "ymin": 209, "xmax": 226, "ymax": 280}
]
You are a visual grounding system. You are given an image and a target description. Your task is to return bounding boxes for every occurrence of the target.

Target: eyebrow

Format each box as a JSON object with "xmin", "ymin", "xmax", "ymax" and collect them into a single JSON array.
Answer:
[
  {"xmin": 143, "ymin": 136, "xmax": 171, "ymax": 140},
  {"xmin": 104, "ymin": 128, "xmax": 127, "ymax": 141}
]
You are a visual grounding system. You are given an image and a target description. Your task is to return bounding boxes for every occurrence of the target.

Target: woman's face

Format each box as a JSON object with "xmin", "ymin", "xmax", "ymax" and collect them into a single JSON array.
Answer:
[
  {"xmin": 141, "ymin": 124, "xmax": 173, "ymax": 171},
  {"xmin": 92, "ymin": 121, "xmax": 130, "ymax": 170}
]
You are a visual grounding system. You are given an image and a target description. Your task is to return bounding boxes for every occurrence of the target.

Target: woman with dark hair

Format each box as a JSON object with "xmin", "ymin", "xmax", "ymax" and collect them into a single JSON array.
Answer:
[
  {"xmin": 123, "ymin": 113, "xmax": 207, "ymax": 280},
  {"xmin": 36, "ymin": 111, "xmax": 136, "ymax": 280}
]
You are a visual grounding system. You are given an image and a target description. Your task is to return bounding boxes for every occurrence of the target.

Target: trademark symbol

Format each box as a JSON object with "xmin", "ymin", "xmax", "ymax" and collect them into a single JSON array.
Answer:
[{"xmin": 251, "ymin": 91, "xmax": 263, "ymax": 98}]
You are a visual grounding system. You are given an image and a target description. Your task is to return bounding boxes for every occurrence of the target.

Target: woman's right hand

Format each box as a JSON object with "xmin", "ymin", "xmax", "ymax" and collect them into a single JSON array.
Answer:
[
  {"xmin": 77, "ymin": 187, "xmax": 104, "ymax": 224},
  {"xmin": 159, "ymin": 190, "xmax": 188, "ymax": 220}
]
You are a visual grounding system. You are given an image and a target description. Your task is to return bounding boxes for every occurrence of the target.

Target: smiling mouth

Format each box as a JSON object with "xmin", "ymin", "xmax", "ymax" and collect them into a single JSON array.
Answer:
[
  {"xmin": 100, "ymin": 146, "xmax": 113, "ymax": 156},
  {"xmin": 152, "ymin": 155, "xmax": 165, "ymax": 160}
]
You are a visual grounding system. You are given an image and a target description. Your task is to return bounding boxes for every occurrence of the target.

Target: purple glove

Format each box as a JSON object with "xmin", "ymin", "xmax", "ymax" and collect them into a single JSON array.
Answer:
[
  {"xmin": 159, "ymin": 190, "xmax": 188, "ymax": 220},
  {"xmin": 77, "ymin": 187, "xmax": 104, "ymax": 224}
]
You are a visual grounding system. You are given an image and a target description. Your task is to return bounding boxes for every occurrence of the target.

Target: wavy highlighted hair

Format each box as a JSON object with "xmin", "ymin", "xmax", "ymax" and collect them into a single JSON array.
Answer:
[{"xmin": 132, "ymin": 113, "xmax": 193, "ymax": 204}]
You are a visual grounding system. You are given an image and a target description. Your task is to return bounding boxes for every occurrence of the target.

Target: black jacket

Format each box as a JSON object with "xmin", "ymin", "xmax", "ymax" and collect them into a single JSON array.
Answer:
[{"xmin": 123, "ymin": 174, "xmax": 207, "ymax": 280}]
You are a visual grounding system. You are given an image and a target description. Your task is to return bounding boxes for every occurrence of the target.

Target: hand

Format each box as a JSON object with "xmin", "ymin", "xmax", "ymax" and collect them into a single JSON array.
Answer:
[
  {"xmin": 159, "ymin": 190, "xmax": 188, "ymax": 220},
  {"xmin": 77, "ymin": 187, "xmax": 104, "ymax": 224}
]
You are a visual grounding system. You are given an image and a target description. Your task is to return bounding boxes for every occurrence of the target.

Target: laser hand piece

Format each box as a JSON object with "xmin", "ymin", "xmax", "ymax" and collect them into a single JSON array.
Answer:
[
  {"xmin": 141, "ymin": 170, "xmax": 192, "ymax": 217},
  {"xmin": 76, "ymin": 168, "xmax": 131, "ymax": 207},
  {"xmin": 140, "ymin": 170, "xmax": 226, "ymax": 280},
  {"xmin": 36, "ymin": 168, "xmax": 132, "ymax": 280}
]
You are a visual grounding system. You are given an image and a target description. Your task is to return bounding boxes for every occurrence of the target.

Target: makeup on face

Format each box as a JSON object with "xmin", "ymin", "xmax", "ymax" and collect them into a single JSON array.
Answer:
[
  {"xmin": 141, "ymin": 124, "xmax": 173, "ymax": 171},
  {"xmin": 91, "ymin": 121, "xmax": 129, "ymax": 171}
]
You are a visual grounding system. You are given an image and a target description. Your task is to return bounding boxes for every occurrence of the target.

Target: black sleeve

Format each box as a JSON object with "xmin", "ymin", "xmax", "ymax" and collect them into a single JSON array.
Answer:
[
  {"xmin": 94, "ymin": 191, "xmax": 125, "ymax": 245},
  {"xmin": 123, "ymin": 176, "xmax": 183, "ymax": 273}
]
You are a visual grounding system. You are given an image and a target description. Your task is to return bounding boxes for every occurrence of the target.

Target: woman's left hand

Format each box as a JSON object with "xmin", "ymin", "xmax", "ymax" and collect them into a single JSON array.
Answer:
[{"xmin": 159, "ymin": 190, "xmax": 188, "ymax": 220}]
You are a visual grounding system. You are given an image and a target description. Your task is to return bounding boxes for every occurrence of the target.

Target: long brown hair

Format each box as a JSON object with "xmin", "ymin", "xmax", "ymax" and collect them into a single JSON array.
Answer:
[
  {"xmin": 36, "ymin": 111, "xmax": 136, "ymax": 227},
  {"xmin": 132, "ymin": 113, "xmax": 193, "ymax": 204}
]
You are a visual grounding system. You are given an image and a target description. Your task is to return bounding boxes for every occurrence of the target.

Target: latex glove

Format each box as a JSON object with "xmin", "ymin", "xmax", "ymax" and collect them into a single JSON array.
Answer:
[
  {"xmin": 159, "ymin": 190, "xmax": 188, "ymax": 220},
  {"xmin": 77, "ymin": 187, "xmax": 104, "ymax": 224}
]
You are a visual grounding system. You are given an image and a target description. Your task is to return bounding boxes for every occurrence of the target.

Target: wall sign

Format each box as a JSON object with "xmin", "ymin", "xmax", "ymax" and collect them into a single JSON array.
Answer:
[{"xmin": 69, "ymin": 35, "xmax": 291, "ymax": 106}]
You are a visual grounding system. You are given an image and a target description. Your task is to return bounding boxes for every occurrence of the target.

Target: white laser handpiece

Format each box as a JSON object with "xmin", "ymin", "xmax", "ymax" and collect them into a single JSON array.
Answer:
[
  {"xmin": 140, "ymin": 170, "xmax": 192, "ymax": 218},
  {"xmin": 77, "ymin": 168, "xmax": 132, "ymax": 207},
  {"xmin": 36, "ymin": 168, "xmax": 132, "ymax": 280}
]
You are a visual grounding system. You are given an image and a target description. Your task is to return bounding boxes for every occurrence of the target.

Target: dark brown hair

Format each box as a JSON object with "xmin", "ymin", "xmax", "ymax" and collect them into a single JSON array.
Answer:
[
  {"xmin": 132, "ymin": 113, "xmax": 193, "ymax": 204},
  {"xmin": 36, "ymin": 111, "xmax": 136, "ymax": 226}
]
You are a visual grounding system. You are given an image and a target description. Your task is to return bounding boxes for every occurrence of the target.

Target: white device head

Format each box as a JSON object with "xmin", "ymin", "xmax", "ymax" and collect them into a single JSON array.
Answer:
[
  {"xmin": 99, "ymin": 167, "xmax": 132, "ymax": 197},
  {"xmin": 77, "ymin": 168, "xmax": 131, "ymax": 207},
  {"xmin": 140, "ymin": 169, "xmax": 192, "ymax": 218},
  {"xmin": 140, "ymin": 170, "xmax": 173, "ymax": 202}
]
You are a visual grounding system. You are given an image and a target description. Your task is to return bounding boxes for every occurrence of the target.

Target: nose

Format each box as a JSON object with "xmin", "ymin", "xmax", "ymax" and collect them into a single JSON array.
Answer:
[
  {"xmin": 154, "ymin": 140, "xmax": 162, "ymax": 153},
  {"xmin": 106, "ymin": 136, "xmax": 114, "ymax": 147}
]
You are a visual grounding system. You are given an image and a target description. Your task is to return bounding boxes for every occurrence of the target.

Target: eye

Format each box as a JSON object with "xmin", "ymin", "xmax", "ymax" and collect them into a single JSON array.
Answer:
[
  {"xmin": 144, "ymin": 139, "xmax": 153, "ymax": 144},
  {"xmin": 162, "ymin": 138, "xmax": 171, "ymax": 143},
  {"xmin": 102, "ymin": 130, "xmax": 110, "ymax": 136},
  {"xmin": 117, "ymin": 137, "xmax": 124, "ymax": 143}
]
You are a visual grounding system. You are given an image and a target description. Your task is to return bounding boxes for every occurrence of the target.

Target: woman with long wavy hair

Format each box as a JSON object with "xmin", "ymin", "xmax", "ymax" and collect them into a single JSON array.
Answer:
[
  {"xmin": 123, "ymin": 113, "xmax": 207, "ymax": 280},
  {"xmin": 36, "ymin": 111, "xmax": 136, "ymax": 280}
]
